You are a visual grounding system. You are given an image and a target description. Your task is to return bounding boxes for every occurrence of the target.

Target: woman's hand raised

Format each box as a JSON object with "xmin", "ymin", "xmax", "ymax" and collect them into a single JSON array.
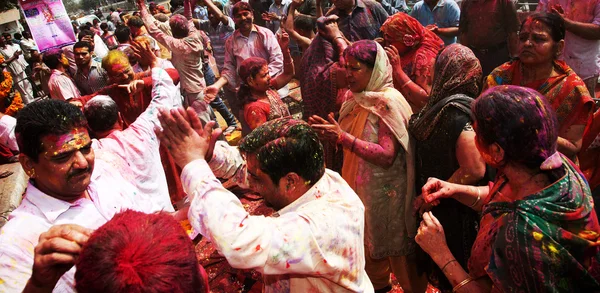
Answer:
[{"xmin": 309, "ymin": 113, "xmax": 342, "ymax": 143}]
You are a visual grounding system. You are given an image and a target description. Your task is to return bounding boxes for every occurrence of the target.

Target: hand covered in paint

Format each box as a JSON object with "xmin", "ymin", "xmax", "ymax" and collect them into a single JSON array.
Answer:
[
  {"xmin": 309, "ymin": 112, "xmax": 342, "ymax": 143},
  {"xmin": 412, "ymin": 194, "xmax": 440, "ymax": 216},
  {"xmin": 317, "ymin": 15, "xmax": 343, "ymax": 41},
  {"xmin": 550, "ymin": 4, "xmax": 566, "ymax": 20},
  {"xmin": 384, "ymin": 45, "xmax": 401, "ymax": 69},
  {"xmin": 118, "ymin": 79, "xmax": 145, "ymax": 95},
  {"xmin": 155, "ymin": 107, "xmax": 222, "ymax": 167},
  {"xmin": 130, "ymin": 39, "xmax": 157, "ymax": 69},
  {"xmin": 425, "ymin": 24, "xmax": 439, "ymax": 33},
  {"xmin": 27, "ymin": 224, "xmax": 92, "ymax": 291},
  {"xmin": 277, "ymin": 31, "xmax": 290, "ymax": 51},
  {"xmin": 421, "ymin": 177, "xmax": 456, "ymax": 203},
  {"xmin": 415, "ymin": 212, "xmax": 448, "ymax": 260}
]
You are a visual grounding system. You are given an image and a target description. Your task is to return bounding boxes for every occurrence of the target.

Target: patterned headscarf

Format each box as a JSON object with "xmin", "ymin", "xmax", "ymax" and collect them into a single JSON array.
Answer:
[{"xmin": 408, "ymin": 44, "xmax": 482, "ymax": 141}]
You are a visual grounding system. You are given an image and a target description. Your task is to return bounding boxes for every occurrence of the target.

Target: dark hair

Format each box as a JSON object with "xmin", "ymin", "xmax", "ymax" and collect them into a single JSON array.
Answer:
[
  {"xmin": 343, "ymin": 40, "xmax": 378, "ymax": 69},
  {"xmin": 520, "ymin": 12, "xmax": 565, "ymax": 42},
  {"xmin": 75, "ymin": 210, "xmax": 208, "ymax": 293},
  {"xmin": 15, "ymin": 100, "xmax": 88, "ymax": 162},
  {"xmin": 23, "ymin": 31, "xmax": 31, "ymax": 39},
  {"xmin": 127, "ymin": 16, "xmax": 145, "ymax": 28},
  {"xmin": 472, "ymin": 86, "xmax": 558, "ymax": 171},
  {"xmin": 169, "ymin": 14, "xmax": 190, "ymax": 39},
  {"xmin": 100, "ymin": 23, "xmax": 108, "ymax": 30},
  {"xmin": 73, "ymin": 41, "xmax": 93, "ymax": 53},
  {"xmin": 42, "ymin": 48, "xmax": 64, "ymax": 70},
  {"xmin": 110, "ymin": 7, "xmax": 115, "ymax": 11},
  {"xmin": 83, "ymin": 97, "xmax": 119, "ymax": 135},
  {"xmin": 93, "ymin": 19, "xmax": 100, "ymax": 24},
  {"xmin": 232, "ymin": 1, "xmax": 253, "ymax": 16},
  {"xmin": 78, "ymin": 29, "xmax": 95, "ymax": 41},
  {"xmin": 237, "ymin": 57, "xmax": 268, "ymax": 106},
  {"xmin": 239, "ymin": 117, "xmax": 325, "ymax": 185},
  {"xmin": 13, "ymin": 33, "xmax": 22, "ymax": 40},
  {"xmin": 114, "ymin": 25, "xmax": 131, "ymax": 43},
  {"xmin": 294, "ymin": 15, "xmax": 316, "ymax": 33}
]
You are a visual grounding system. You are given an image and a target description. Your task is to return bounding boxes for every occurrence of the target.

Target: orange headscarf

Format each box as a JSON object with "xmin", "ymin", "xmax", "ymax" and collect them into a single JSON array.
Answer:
[{"xmin": 380, "ymin": 13, "xmax": 444, "ymax": 79}]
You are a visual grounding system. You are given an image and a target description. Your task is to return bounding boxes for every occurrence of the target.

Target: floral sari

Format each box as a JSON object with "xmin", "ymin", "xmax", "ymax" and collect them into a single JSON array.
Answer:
[
  {"xmin": 469, "ymin": 154, "xmax": 600, "ymax": 292},
  {"xmin": 485, "ymin": 59, "xmax": 594, "ymax": 134}
]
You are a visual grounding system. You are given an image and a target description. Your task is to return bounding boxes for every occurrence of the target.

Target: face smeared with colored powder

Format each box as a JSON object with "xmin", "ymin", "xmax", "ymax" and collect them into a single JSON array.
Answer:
[
  {"xmin": 518, "ymin": 19, "xmax": 559, "ymax": 66},
  {"xmin": 107, "ymin": 60, "xmax": 135, "ymax": 85},
  {"xmin": 31, "ymin": 127, "xmax": 95, "ymax": 202}
]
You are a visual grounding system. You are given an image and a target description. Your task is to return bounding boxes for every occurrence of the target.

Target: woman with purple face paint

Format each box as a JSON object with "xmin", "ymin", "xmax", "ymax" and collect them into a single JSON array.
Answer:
[
  {"xmin": 416, "ymin": 86, "xmax": 600, "ymax": 292},
  {"xmin": 310, "ymin": 40, "xmax": 426, "ymax": 293}
]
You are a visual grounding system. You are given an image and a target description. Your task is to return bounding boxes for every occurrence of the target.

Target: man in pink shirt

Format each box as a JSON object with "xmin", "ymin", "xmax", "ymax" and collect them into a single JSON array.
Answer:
[
  {"xmin": 0, "ymin": 66, "xmax": 178, "ymax": 292},
  {"xmin": 43, "ymin": 49, "xmax": 81, "ymax": 102}
]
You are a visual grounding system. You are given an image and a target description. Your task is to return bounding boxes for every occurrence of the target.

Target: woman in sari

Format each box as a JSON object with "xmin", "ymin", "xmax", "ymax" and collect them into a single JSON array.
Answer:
[
  {"xmin": 409, "ymin": 44, "xmax": 487, "ymax": 292},
  {"xmin": 484, "ymin": 12, "xmax": 594, "ymax": 161},
  {"xmin": 416, "ymin": 86, "xmax": 600, "ymax": 292},
  {"xmin": 380, "ymin": 12, "xmax": 444, "ymax": 112},
  {"xmin": 310, "ymin": 40, "xmax": 426, "ymax": 293}
]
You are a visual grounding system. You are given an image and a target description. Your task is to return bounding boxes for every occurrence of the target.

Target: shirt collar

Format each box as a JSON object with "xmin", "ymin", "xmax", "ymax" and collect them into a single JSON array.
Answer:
[
  {"xmin": 434, "ymin": 0, "xmax": 446, "ymax": 9},
  {"xmin": 25, "ymin": 163, "xmax": 103, "ymax": 223},
  {"xmin": 234, "ymin": 24, "xmax": 258, "ymax": 39},
  {"xmin": 331, "ymin": 0, "xmax": 365, "ymax": 15},
  {"xmin": 25, "ymin": 182, "xmax": 82, "ymax": 223},
  {"xmin": 275, "ymin": 169, "xmax": 334, "ymax": 216}
]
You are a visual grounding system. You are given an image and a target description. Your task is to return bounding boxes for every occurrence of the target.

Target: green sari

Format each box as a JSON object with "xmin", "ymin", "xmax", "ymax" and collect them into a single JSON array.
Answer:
[{"xmin": 471, "ymin": 155, "xmax": 600, "ymax": 292}]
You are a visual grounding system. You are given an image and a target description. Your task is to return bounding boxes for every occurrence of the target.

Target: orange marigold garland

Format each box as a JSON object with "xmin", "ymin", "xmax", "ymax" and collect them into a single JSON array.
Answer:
[{"xmin": 0, "ymin": 55, "xmax": 25, "ymax": 116}]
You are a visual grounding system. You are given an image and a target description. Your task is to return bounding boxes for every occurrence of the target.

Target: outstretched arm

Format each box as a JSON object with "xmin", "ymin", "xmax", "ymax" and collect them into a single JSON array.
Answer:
[{"xmin": 271, "ymin": 32, "xmax": 295, "ymax": 90}]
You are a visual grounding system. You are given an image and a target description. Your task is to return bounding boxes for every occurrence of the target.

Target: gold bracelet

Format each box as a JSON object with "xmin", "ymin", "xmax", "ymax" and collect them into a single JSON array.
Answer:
[
  {"xmin": 452, "ymin": 276, "xmax": 473, "ymax": 292},
  {"xmin": 470, "ymin": 187, "xmax": 481, "ymax": 208},
  {"xmin": 441, "ymin": 259, "xmax": 457, "ymax": 272}
]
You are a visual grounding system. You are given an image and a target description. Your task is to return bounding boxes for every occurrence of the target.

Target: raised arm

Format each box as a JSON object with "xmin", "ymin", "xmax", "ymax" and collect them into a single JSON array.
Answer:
[
  {"xmin": 271, "ymin": 32, "xmax": 295, "ymax": 90},
  {"xmin": 283, "ymin": 0, "xmax": 312, "ymax": 49}
]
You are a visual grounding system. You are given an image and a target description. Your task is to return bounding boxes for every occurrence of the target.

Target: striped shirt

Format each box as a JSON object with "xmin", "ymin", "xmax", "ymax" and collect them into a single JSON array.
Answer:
[
  {"xmin": 75, "ymin": 60, "xmax": 110, "ymax": 95},
  {"xmin": 198, "ymin": 16, "xmax": 235, "ymax": 73}
]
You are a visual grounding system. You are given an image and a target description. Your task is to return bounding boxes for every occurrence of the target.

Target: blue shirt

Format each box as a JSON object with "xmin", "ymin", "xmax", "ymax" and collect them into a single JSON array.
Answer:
[{"xmin": 410, "ymin": 0, "xmax": 460, "ymax": 45}]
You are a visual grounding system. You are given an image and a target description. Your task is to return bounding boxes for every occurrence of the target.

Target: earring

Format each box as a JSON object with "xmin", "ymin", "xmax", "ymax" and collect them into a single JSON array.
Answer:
[{"xmin": 28, "ymin": 169, "xmax": 36, "ymax": 178}]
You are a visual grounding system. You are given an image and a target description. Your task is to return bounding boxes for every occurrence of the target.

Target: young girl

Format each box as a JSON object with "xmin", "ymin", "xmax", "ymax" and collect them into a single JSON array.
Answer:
[{"xmin": 237, "ymin": 32, "xmax": 294, "ymax": 132}]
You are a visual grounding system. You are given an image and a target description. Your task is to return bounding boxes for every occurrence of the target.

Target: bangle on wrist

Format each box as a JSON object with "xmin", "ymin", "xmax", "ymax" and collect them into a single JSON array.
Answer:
[
  {"xmin": 452, "ymin": 276, "xmax": 474, "ymax": 292},
  {"xmin": 350, "ymin": 136, "xmax": 357, "ymax": 152},
  {"xmin": 441, "ymin": 259, "xmax": 457, "ymax": 272},
  {"xmin": 470, "ymin": 187, "xmax": 481, "ymax": 208},
  {"xmin": 401, "ymin": 80, "xmax": 412, "ymax": 88}
]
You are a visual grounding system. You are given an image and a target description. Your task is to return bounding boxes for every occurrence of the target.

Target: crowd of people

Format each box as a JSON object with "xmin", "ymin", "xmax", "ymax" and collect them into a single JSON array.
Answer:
[{"xmin": 0, "ymin": 0, "xmax": 600, "ymax": 292}]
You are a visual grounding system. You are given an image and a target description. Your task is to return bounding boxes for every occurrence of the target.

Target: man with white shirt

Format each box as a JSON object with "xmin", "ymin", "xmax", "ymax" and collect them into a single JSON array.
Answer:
[
  {"xmin": 0, "ymin": 66, "xmax": 178, "ymax": 293},
  {"xmin": 157, "ymin": 113, "xmax": 374, "ymax": 292},
  {"xmin": 0, "ymin": 35, "xmax": 35, "ymax": 104}
]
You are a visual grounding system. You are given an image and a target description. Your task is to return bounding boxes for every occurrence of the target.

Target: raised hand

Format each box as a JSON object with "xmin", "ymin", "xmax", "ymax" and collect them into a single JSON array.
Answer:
[
  {"xmin": 277, "ymin": 30, "xmax": 290, "ymax": 51},
  {"xmin": 316, "ymin": 15, "xmax": 343, "ymax": 41},
  {"xmin": 28, "ymin": 224, "xmax": 92, "ymax": 291},
  {"xmin": 309, "ymin": 112, "xmax": 342, "ymax": 143},
  {"xmin": 155, "ymin": 107, "xmax": 218, "ymax": 167},
  {"xmin": 130, "ymin": 39, "xmax": 157, "ymax": 68},
  {"xmin": 384, "ymin": 45, "xmax": 401, "ymax": 68}
]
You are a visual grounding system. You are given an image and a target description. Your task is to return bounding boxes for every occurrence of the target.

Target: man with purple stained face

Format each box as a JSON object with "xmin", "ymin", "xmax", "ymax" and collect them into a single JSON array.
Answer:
[{"xmin": 0, "ymin": 63, "xmax": 180, "ymax": 292}]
